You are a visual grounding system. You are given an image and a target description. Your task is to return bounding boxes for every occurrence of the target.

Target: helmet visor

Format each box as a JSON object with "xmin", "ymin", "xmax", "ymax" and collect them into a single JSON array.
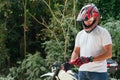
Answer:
[{"xmin": 77, "ymin": 10, "xmax": 87, "ymax": 21}]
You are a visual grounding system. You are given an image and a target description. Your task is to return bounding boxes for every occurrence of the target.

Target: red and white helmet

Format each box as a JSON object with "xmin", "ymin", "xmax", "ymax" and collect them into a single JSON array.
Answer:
[{"xmin": 77, "ymin": 3, "xmax": 100, "ymax": 29}]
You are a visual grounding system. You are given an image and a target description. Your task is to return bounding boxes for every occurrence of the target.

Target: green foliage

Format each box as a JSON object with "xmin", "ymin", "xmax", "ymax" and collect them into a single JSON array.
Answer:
[
  {"xmin": 7, "ymin": 52, "xmax": 48, "ymax": 80},
  {"xmin": 0, "ymin": 22, "xmax": 9, "ymax": 75},
  {"xmin": 0, "ymin": 75, "xmax": 14, "ymax": 80},
  {"xmin": 42, "ymin": 0, "xmax": 79, "ymax": 65},
  {"xmin": 98, "ymin": 0, "xmax": 115, "ymax": 19}
]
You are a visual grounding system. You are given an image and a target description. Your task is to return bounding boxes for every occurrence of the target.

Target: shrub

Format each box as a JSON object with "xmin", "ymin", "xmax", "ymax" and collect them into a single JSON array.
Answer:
[{"xmin": 7, "ymin": 52, "xmax": 48, "ymax": 80}]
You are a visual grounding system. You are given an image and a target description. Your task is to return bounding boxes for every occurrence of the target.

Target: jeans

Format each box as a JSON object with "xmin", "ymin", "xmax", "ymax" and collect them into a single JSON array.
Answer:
[{"xmin": 78, "ymin": 71, "xmax": 108, "ymax": 80}]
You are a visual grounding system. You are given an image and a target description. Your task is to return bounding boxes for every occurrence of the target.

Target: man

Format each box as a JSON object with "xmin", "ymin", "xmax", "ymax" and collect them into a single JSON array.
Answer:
[{"xmin": 69, "ymin": 3, "xmax": 112, "ymax": 80}]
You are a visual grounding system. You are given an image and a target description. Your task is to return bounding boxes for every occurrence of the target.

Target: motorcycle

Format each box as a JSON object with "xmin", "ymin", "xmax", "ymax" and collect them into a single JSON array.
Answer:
[
  {"xmin": 40, "ymin": 59, "xmax": 116, "ymax": 80},
  {"xmin": 40, "ymin": 61, "xmax": 78, "ymax": 80}
]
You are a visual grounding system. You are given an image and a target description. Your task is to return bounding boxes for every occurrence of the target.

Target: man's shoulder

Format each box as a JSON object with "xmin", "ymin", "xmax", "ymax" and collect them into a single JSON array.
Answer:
[
  {"xmin": 96, "ymin": 25, "xmax": 108, "ymax": 32},
  {"xmin": 95, "ymin": 25, "xmax": 110, "ymax": 37},
  {"xmin": 77, "ymin": 30, "xmax": 85, "ymax": 35}
]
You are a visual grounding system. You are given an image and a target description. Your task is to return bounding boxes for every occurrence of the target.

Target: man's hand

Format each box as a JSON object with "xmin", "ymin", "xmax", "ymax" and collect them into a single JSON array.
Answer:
[{"xmin": 69, "ymin": 56, "xmax": 94, "ymax": 67}]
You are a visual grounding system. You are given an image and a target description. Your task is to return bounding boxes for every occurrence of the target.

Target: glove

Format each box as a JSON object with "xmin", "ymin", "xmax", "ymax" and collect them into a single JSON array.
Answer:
[
  {"xmin": 69, "ymin": 57, "xmax": 83, "ymax": 67},
  {"xmin": 69, "ymin": 56, "xmax": 94, "ymax": 67},
  {"xmin": 61, "ymin": 62, "xmax": 73, "ymax": 72}
]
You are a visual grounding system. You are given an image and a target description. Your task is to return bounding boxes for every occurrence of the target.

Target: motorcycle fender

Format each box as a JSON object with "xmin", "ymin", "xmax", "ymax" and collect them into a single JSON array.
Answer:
[{"xmin": 40, "ymin": 72, "xmax": 54, "ymax": 77}]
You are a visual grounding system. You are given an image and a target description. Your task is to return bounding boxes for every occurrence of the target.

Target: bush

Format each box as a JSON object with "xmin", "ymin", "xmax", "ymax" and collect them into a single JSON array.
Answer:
[{"xmin": 6, "ymin": 52, "xmax": 48, "ymax": 80}]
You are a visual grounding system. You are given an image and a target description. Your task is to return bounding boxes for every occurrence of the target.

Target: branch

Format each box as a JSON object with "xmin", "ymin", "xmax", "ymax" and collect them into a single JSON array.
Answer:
[
  {"xmin": 22, "ymin": 0, "xmax": 27, "ymax": 58},
  {"xmin": 28, "ymin": 12, "xmax": 63, "ymax": 52}
]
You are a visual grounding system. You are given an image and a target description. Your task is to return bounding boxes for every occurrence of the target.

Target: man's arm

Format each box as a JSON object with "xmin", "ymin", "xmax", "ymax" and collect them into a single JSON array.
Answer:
[
  {"xmin": 70, "ymin": 47, "xmax": 80, "ymax": 62},
  {"xmin": 93, "ymin": 44, "xmax": 112, "ymax": 61}
]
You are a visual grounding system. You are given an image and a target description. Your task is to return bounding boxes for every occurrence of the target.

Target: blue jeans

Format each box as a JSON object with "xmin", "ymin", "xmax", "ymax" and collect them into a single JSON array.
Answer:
[{"xmin": 78, "ymin": 71, "xmax": 108, "ymax": 80}]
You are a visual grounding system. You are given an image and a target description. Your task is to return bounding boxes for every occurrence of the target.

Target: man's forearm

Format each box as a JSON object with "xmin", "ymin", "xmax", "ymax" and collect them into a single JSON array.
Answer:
[
  {"xmin": 70, "ymin": 52, "xmax": 79, "ymax": 62},
  {"xmin": 70, "ymin": 47, "xmax": 80, "ymax": 62},
  {"xmin": 93, "ymin": 52, "xmax": 112, "ymax": 61},
  {"xmin": 93, "ymin": 44, "xmax": 112, "ymax": 61}
]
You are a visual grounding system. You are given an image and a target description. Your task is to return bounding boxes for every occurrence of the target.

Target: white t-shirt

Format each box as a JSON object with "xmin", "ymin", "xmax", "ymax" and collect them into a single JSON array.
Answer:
[{"xmin": 75, "ymin": 26, "xmax": 112, "ymax": 72}]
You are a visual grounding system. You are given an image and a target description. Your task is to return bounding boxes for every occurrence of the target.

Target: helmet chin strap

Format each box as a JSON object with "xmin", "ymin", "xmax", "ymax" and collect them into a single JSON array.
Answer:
[
  {"xmin": 85, "ymin": 25, "xmax": 97, "ymax": 33},
  {"xmin": 82, "ymin": 19, "xmax": 97, "ymax": 33}
]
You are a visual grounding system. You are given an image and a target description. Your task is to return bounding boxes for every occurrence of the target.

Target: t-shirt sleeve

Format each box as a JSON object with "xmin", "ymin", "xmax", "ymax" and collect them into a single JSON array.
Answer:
[
  {"xmin": 75, "ymin": 33, "xmax": 80, "ymax": 47},
  {"xmin": 101, "ymin": 29, "xmax": 112, "ymax": 46}
]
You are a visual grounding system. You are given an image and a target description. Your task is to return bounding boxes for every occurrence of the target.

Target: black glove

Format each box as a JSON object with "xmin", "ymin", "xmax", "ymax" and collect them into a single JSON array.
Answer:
[
  {"xmin": 61, "ymin": 62, "xmax": 73, "ymax": 72},
  {"xmin": 69, "ymin": 56, "xmax": 94, "ymax": 67},
  {"xmin": 81, "ymin": 56, "xmax": 94, "ymax": 62}
]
